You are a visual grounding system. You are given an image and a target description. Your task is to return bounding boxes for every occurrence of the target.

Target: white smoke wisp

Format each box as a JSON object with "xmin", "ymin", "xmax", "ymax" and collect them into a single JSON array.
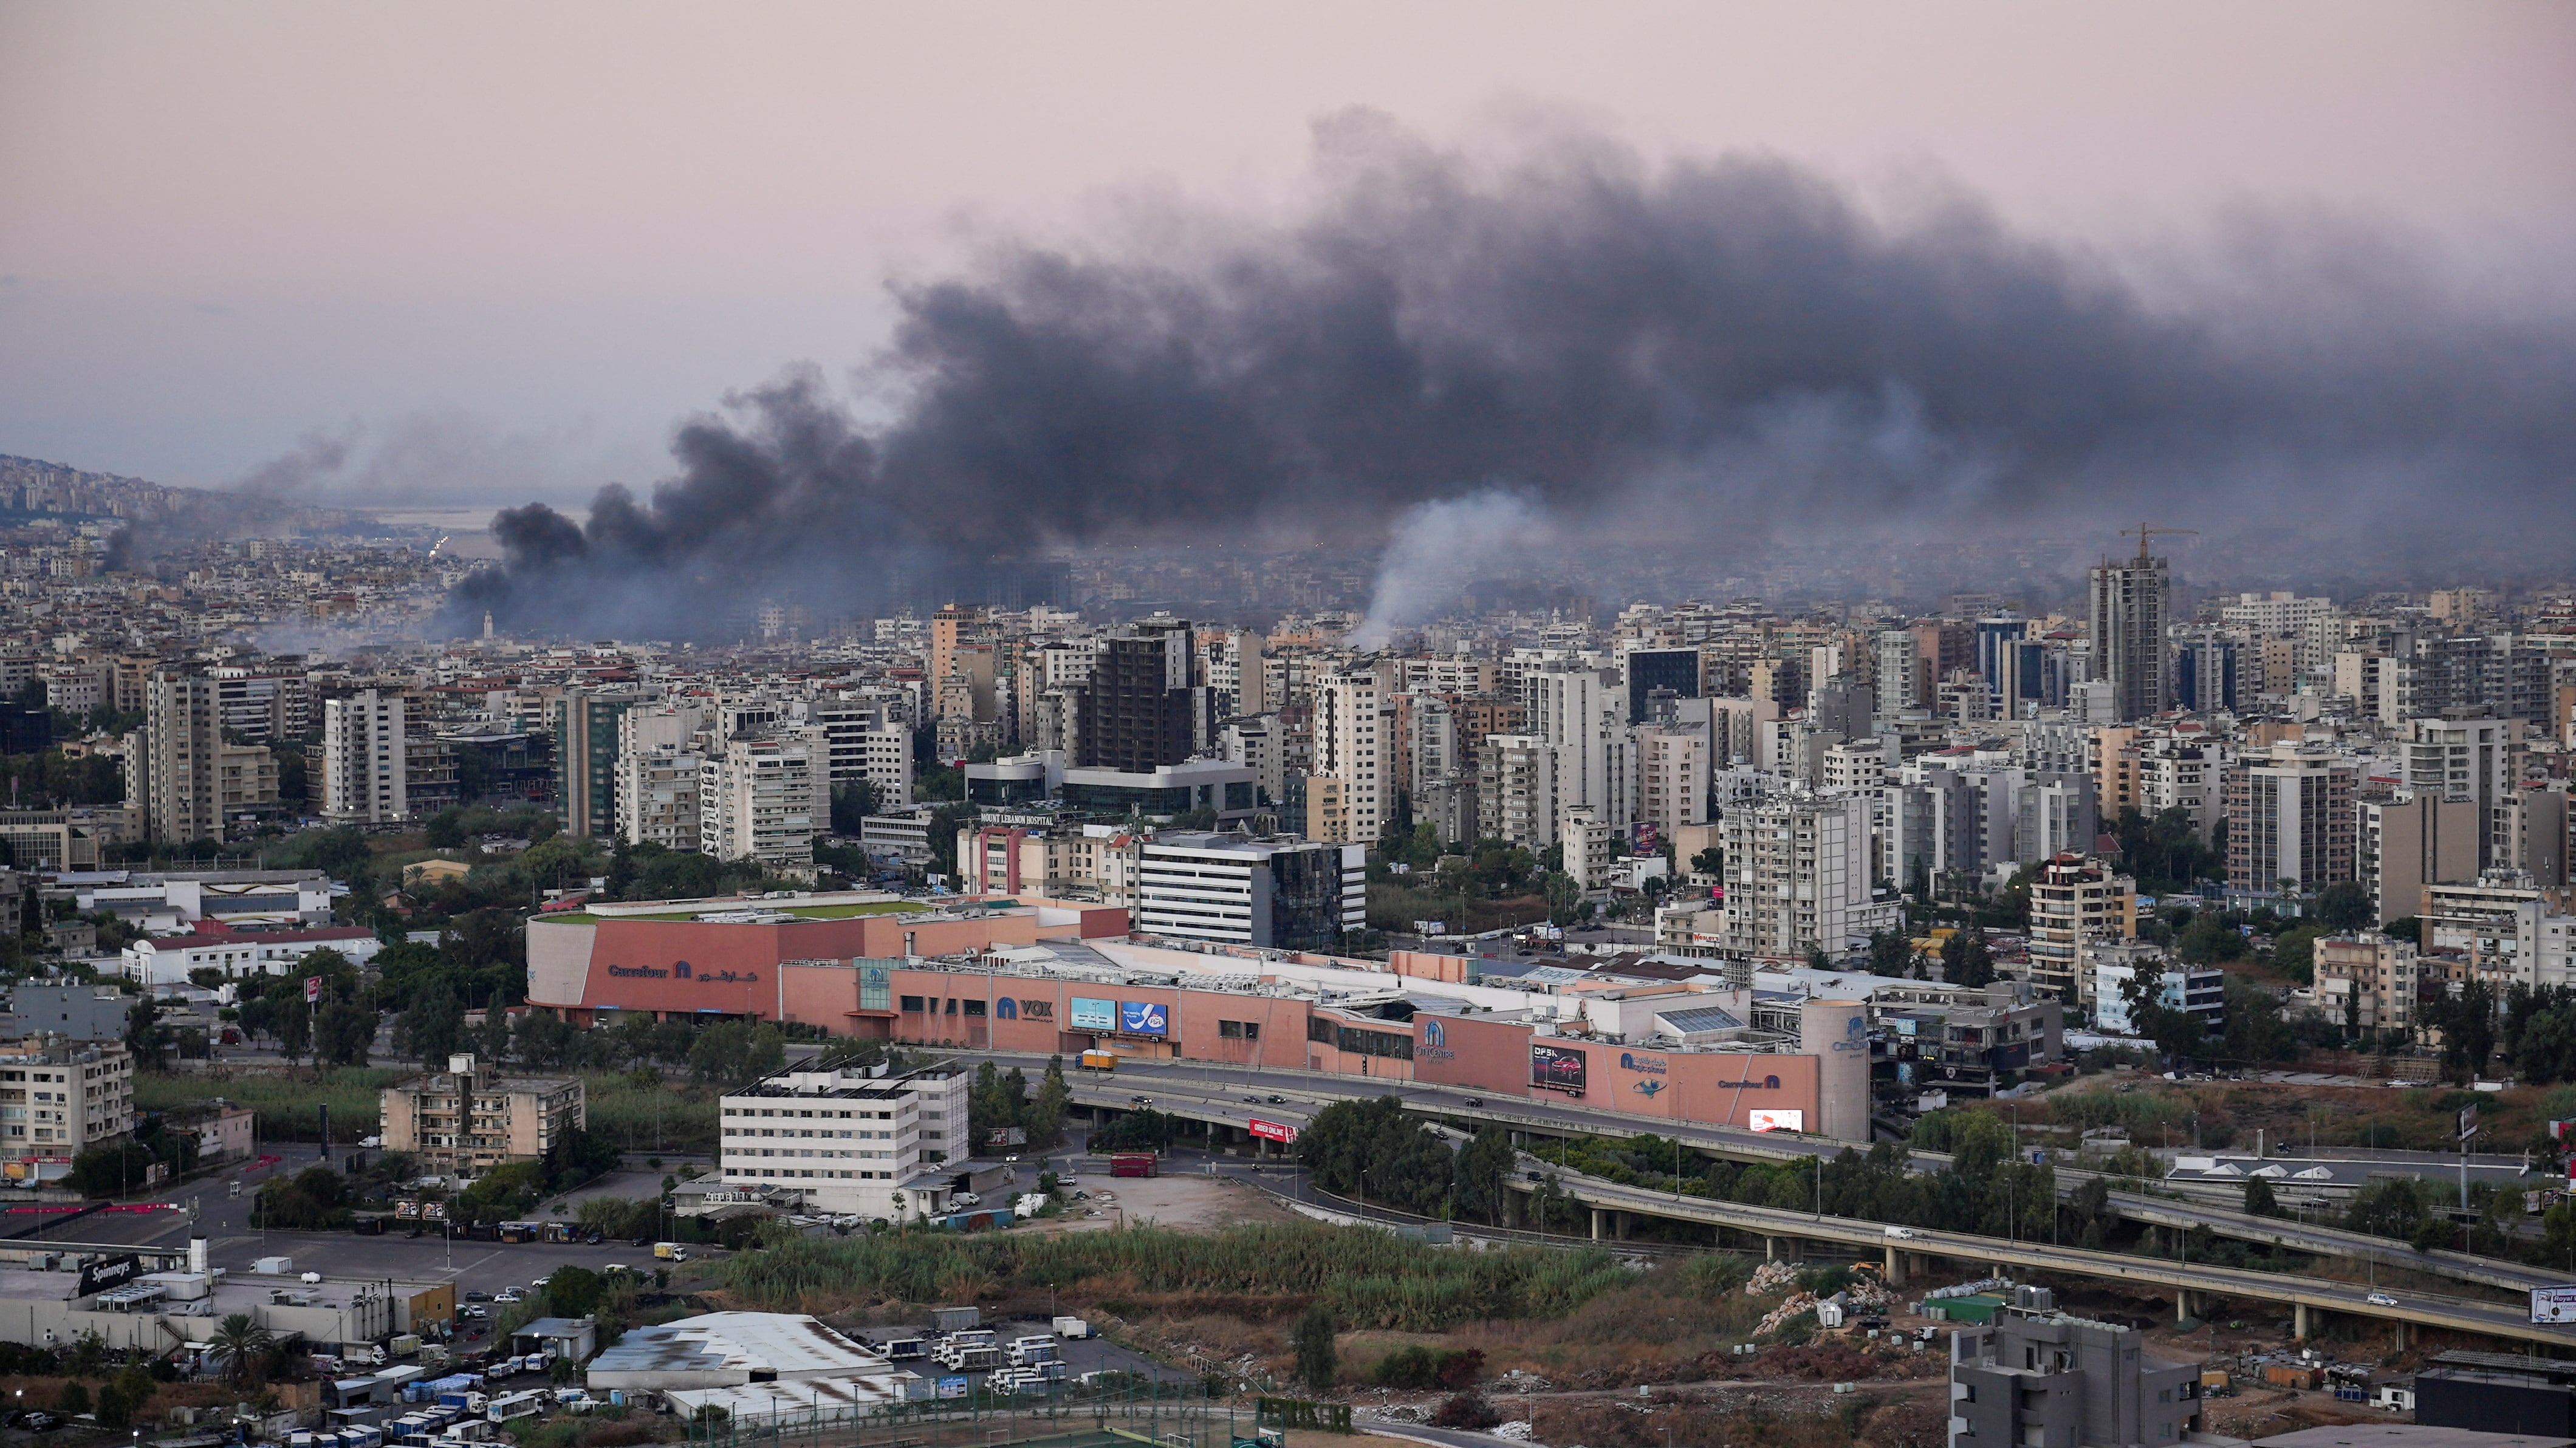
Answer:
[{"xmin": 1346, "ymin": 490, "xmax": 1547, "ymax": 650}]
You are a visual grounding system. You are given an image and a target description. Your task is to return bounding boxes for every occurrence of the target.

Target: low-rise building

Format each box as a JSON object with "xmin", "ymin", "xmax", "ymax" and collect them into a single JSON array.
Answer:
[
  {"xmin": 0, "ymin": 1037, "xmax": 134, "ymax": 1155},
  {"xmin": 587, "ymin": 1311, "xmax": 917, "ymax": 1424},
  {"xmin": 2090, "ymin": 945, "xmax": 2224, "ymax": 1037},
  {"xmin": 715, "ymin": 1066, "xmax": 970, "ymax": 1221},
  {"xmin": 2315, "ymin": 931, "xmax": 2426, "ymax": 1037},
  {"xmin": 380, "ymin": 1053, "xmax": 584, "ymax": 1178},
  {"xmin": 1949, "ymin": 1307, "xmax": 2201, "ymax": 1448},
  {"xmin": 2, "ymin": 985, "xmax": 136, "ymax": 1042},
  {"xmin": 118, "ymin": 921, "xmax": 383, "ymax": 987},
  {"xmin": 1134, "ymin": 832, "xmax": 1363, "ymax": 949}
]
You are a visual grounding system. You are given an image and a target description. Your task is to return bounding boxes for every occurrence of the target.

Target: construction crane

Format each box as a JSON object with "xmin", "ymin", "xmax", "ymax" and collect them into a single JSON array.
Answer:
[{"xmin": 2120, "ymin": 522, "xmax": 2198, "ymax": 561}]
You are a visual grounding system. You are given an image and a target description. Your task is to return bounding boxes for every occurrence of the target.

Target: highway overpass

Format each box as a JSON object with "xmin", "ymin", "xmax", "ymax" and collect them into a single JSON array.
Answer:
[{"xmin": 1007, "ymin": 1050, "xmax": 2571, "ymax": 1300}]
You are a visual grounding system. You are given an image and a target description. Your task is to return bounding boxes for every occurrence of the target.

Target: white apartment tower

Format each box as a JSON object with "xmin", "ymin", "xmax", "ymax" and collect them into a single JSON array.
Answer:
[
  {"xmin": 699, "ymin": 731, "xmax": 826, "ymax": 867},
  {"xmin": 1531, "ymin": 664, "xmax": 1630, "ymax": 823},
  {"xmin": 1632, "ymin": 725, "xmax": 1707, "ymax": 840},
  {"xmin": 615, "ymin": 748, "xmax": 704, "ymax": 851},
  {"xmin": 1309, "ymin": 672, "xmax": 1392, "ymax": 845},
  {"xmin": 1719, "ymin": 790, "xmax": 1896, "ymax": 960},
  {"xmin": 322, "ymin": 689, "xmax": 410, "ymax": 824},
  {"xmin": 716, "ymin": 1067, "xmax": 970, "ymax": 1222}
]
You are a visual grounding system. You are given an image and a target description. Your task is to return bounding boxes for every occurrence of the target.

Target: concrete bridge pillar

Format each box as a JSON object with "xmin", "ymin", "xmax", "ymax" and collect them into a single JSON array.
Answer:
[
  {"xmin": 1765, "ymin": 1235, "xmax": 1778, "ymax": 1262},
  {"xmin": 2176, "ymin": 1289, "xmax": 2193, "ymax": 1323},
  {"xmin": 1883, "ymin": 1245, "xmax": 1908, "ymax": 1286},
  {"xmin": 1614, "ymin": 1211, "xmax": 1631, "ymax": 1242},
  {"xmin": 1590, "ymin": 1208, "xmax": 1604, "ymax": 1242},
  {"xmin": 2393, "ymin": 1320, "xmax": 2409, "ymax": 1351},
  {"xmin": 2294, "ymin": 1303, "xmax": 2312, "ymax": 1340}
]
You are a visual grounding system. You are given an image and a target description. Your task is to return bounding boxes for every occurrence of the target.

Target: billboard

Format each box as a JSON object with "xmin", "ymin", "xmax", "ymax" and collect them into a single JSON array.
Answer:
[
  {"xmin": 1069, "ymin": 997, "xmax": 1115, "ymax": 1031},
  {"xmin": 1530, "ymin": 1043, "xmax": 1588, "ymax": 1096},
  {"xmin": 76, "ymin": 1254, "xmax": 141, "ymax": 1297},
  {"xmin": 1748, "ymin": 1110, "xmax": 1806, "ymax": 1133},
  {"xmin": 1249, "ymin": 1119, "xmax": 1297, "ymax": 1144},
  {"xmin": 936, "ymin": 1376, "xmax": 970, "ymax": 1399},
  {"xmin": 1119, "ymin": 1001, "xmax": 1169, "ymax": 1037},
  {"xmin": 2535, "ymin": 1286, "xmax": 2576, "ymax": 1324},
  {"xmin": 304, "ymin": 975, "xmax": 323, "ymax": 1003}
]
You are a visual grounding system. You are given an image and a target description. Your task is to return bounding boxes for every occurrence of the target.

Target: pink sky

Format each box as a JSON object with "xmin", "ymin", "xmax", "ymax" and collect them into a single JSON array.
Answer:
[{"xmin": 2, "ymin": 0, "xmax": 2570, "ymax": 503}]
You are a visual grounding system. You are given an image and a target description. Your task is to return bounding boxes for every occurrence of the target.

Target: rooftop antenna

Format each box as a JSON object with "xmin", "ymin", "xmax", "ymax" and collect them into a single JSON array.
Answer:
[{"xmin": 2119, "ymin": 523, "xmax": 2198, "ymax": 562}]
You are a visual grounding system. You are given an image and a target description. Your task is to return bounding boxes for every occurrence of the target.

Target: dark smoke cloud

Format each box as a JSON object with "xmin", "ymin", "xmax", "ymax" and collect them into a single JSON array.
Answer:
[{"xmin": 449, "ymin": 112, "xmax": 2576, "ymax": 638}]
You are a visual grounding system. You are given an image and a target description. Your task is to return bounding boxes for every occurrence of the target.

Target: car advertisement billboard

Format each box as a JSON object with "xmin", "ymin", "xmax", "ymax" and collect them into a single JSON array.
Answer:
[
  {"xmin": 1068, "ymin": 997, "xmax": 1115, "ymax": 1031},
  {"xmin": 2534, "ymin": 1286, "xmax": 2576, "ymax": 1324},
  {"xmin": 1530, "ymin": 1043, "xmax": 1588, "ymax": 1096},
  {"xmin": 1249, "ymin": 1119, "xmax": 1298, "ymax": 1144},
  {"xmin": 1748, "ymin": 1110, "xmax": 1805, "ymax": 1133},
  {"xmin": 1119, "ymin": 1001, "xmax": 1169, "ymax": 1036}
]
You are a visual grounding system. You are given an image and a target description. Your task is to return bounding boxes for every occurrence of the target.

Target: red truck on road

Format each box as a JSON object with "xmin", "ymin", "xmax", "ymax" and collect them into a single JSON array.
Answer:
[{"xmin": 1109, "ymin": 1153, "xmax": 1159, "ymax": 1178}]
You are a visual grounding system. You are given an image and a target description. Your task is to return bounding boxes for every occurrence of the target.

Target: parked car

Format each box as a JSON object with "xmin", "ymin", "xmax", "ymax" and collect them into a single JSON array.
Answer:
[
  {"xmin": 464, "ymin": 1291, "xmax": 492, "ymax": 1302},
  {"xmin": 494, "ymin": 1289, "xmax": 524, "ymax": 1304},
  {"xmin": 22, "ymin": 1411, "xmax": 61, "ymax": 1432}
]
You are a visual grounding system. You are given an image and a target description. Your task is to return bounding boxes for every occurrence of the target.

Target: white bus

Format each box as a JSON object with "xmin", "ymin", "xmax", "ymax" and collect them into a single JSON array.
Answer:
[{"xmin": 486, "ymin": 1392, "xmax": 546, "ymax": 1425}]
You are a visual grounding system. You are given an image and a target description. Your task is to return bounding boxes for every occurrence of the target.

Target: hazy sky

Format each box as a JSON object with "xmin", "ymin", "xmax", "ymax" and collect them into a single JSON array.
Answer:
[{"xmin": 3, "ymin": 1, "xmax": 2571, "ymax": 507}]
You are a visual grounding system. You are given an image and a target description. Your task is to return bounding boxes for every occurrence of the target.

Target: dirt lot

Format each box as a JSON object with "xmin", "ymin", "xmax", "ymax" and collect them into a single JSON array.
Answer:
[{"xmin": 1021, "ymin": 1171, "xmax": 1309, "ymax": 1234}]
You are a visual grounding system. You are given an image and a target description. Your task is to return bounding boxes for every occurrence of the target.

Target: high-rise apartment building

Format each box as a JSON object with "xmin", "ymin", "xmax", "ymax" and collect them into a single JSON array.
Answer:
[
  {"xmin": 615, "ymin": 748, "xmax": 704, "ymax": 851},
  {"xmin": 1718, "ymin": 790, "xmax": 1895, "ymax": 960},
  {"xmin": 550, "ymin": 688, "xmax": 653, "ymax": 839},
  {"xmin": 1530, "ymin": 664, "xmax": 1629, "ymax": 822},
  {"xmin": 2089, "ymin": 546, "xmax": 2171, "ymax": 721},
  {"xmin": 127, "ymin": 671, "xmax": 220, "ymax": 845},
  {"xmin": 2224, "ymin": 742, "xmax": 2356, "ymax": 892},
  {"xmin": 1632, "ymin": 725, "xmax": 1707, "ymax": 840},
  {"xmin": 321, "ymin": 689, "xmax": 409, "ymax": 824},
  {"xmin": 699, "ymin": 732, "xmax": 826, "ymax": 867},
  {"xmin": 2403, "ymin": 715, "xmax": 2514, "ymax": 869},
  {"xmin": 1308, "ymin": 671, "xmax": 1392, "ymax": 845},
  {"xmin": 1074, "ymin": 624, "xmax": 1202, "ymax": 772},
  {"xmin": 2357, "ymin": 792, "xmax": 2478, "ymax": 926},
  {"xmin": 1477, "ymin": 735, "xmax": 1558, "ymax": 849},
  {"xmin": 2025, "ymin": 855, "xmax": 2136, "ymax": 1006}
]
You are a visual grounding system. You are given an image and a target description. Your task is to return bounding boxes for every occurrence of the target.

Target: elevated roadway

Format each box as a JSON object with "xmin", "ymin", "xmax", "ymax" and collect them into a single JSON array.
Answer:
[{"xmin": 995, "ymin": 1051, "xmax": 2567, "ymax": 1300}]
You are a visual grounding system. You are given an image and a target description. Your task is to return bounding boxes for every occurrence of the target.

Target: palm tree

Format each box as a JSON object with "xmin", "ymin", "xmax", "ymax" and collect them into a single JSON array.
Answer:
[{"xmin": 210, "ymin": 1313, "xmax": 274, "ymax": 1388}]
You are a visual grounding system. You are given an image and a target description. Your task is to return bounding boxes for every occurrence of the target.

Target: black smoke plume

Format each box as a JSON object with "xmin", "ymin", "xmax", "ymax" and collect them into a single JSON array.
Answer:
[{"xmin": 448, "ymin": 112, "xmax": 2576, "ymax": 638}]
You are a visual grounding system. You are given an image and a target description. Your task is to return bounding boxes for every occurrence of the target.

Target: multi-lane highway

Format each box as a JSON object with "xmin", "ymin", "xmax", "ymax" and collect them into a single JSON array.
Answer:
[{"xmin": 993, "ymin": 1050, "xmax": 2571, "ymax": 1305}]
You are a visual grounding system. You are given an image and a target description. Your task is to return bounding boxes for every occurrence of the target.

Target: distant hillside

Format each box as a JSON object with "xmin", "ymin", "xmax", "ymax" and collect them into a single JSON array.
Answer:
[{"xmin": 0, "ymin": 454, "xmax": 200, "ymax": 521}]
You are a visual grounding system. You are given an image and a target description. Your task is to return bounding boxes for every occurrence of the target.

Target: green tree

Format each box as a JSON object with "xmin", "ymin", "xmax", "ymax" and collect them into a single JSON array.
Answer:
[
  {"xmin": 1866, "ymin": 929, "xmax": 1913, "ymax": 978},
  {"xmin": 1541, "ymin": 871, "xmax": 1581, "ymax": 927},
  {"xmin": 1027, "ymin": 1056, "xmax": 1071, "ymax": 1147},
  {"xmin": 276, "ymin": 993, "xmax": 312, "ymax": 1067},
  {"xmin": 543, "ymin": 1265, "xmax": 605, "ymax": 1317},
  {"xmin": 1291, "ymin": 1305, "xmax": 1338, "ymax": 1392},
  {"xmin": 1295, "ymin": 1096, "xmax": 1453, "ymax": 1213},
  {"xmin": 1451, "ymin": 1124, "xmax": 1518, "ymax": 1223},
  {"xmin": 2315, "ymin": 879, "xmax": 2375, "ymax": 932},
  {"xmin": 122, "ymin": 994, "xmax": 169, "ymax": 1072},
  {"xmin": 55, "ymin": 1382, "xmax": 89, "ymax": 1416},
  {"xmin": 316, "ymin": 1001, "xmax": 376, "ymax": 1067},
  {"xmin": 398, "ymin": 977, "xmax": 465, "ymax": 1071},
  {"xmin": 2244, "ymin": 1175, "xmax": 2279, "ymax": 1218},
  {"xmin": 1688, "ymin": 846, "xmax": 1722, "ymax": 876},
  {"xmin": 1943, "ymin": 929, "xmax": 1995, "ymax": 989}
]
